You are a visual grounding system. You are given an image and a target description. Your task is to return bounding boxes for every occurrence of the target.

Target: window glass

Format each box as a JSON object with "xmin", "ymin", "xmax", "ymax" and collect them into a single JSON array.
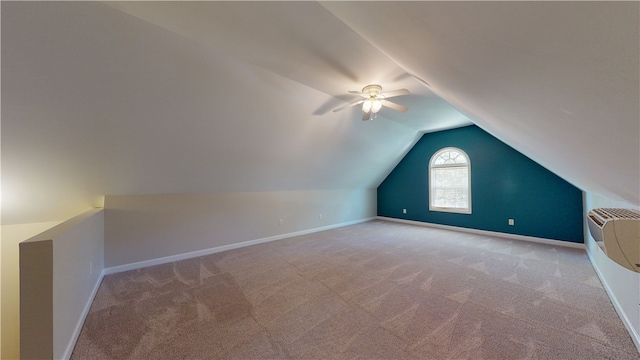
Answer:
[{"xmin": 429, "ymin": 148, "xmax": 471, "ymax": 213}]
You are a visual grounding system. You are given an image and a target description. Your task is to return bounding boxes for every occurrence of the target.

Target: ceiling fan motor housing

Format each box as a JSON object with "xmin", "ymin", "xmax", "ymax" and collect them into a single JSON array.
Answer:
[
  {"xmin": 362, "ymin": 84, "xmax": 382, "ymax": 97},
  {"xmin": 331, "ymin": 84, "xmax": 408, "ymax": 118}
]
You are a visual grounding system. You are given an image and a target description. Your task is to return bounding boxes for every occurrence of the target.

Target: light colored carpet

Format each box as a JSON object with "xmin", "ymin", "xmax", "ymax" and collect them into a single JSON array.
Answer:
[{"xmin": 72, "ymin": 220, "xmax": 639, "ymax": 359}]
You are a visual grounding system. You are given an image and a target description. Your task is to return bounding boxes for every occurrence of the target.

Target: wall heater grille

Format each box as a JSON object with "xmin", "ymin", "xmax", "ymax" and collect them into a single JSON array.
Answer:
[{"xmin": 587, "ymin": 208, "xmax": 640, "ymax": 272}]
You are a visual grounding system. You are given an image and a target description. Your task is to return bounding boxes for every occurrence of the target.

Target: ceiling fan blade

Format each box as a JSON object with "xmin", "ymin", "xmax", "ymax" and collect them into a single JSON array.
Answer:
[
  {"xmin": 332, "ymin": 99, "xmax": 364, "ymax": 113},
  {"xmin": 380, "ymin": 99, "xmax": 408, "ymax": 112},
  {"xmin": 362, "ymin": 110, "xmax": 374, "ymax": 121},
  {"xmin": 379, "ymin": 89, "xmax": 409, "ymax": 99},
  {"xmin": 349, "ymin": 90, "xmax": 369, "ymax": 99}
]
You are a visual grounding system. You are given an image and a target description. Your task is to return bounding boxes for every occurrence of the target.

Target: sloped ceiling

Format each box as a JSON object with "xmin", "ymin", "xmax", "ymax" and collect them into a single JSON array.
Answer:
[
  {"xmin": 322, "ymin": 1, "xmax": 639, "ymax": 207},
  {"xmin": 2, "ymin": 1, "xmax": 638, "ymax": 225}
]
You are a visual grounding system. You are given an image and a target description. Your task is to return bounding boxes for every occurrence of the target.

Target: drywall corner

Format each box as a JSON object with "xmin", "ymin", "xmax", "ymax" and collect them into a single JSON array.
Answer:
[{"xmin": 1, "ymin": 221, "xmax": 62, "ymax": 360}]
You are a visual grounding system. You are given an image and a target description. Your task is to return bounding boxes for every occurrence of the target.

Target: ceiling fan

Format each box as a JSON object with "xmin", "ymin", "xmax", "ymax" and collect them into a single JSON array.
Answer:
[{"xmin": 333, "ymin": 84, "xmax": 409, "ymax": 121}]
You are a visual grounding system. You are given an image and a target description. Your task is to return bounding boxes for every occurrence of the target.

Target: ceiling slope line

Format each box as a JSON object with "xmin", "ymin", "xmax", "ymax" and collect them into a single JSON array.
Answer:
[{"xmin": 318, "ymin": 1, "xmax": 478, "ymax": 130}]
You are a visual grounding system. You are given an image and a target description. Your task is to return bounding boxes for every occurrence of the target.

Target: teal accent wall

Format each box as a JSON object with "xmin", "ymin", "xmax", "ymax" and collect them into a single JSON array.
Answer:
[{"xmin": 377, "ymin": 125, "xmax": 584, "ymax": 243}]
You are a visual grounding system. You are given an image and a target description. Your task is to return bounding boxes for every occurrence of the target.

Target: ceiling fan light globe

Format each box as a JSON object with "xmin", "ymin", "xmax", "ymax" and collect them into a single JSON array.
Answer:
[
  {"xmin": 372, "ymin": 99, "xmax": 382, "ymax": 113},
  {"xmin": 362, "ymin": 99, "xmax": 373, "ymax": 112}
]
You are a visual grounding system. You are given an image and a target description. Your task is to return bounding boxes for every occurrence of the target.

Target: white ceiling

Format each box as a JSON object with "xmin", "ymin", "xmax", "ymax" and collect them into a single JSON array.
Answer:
[{"xmin": 2, "ymin": 1, "xmax": 638, "ymax": 225}]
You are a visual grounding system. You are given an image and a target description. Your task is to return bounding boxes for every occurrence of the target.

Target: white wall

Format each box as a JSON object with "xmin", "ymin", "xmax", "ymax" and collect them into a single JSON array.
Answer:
[
  {"xmin": 52, "ymin": 210, "xmax": 104, "ymax": 359},
  {"xmin": 584, "ymin": 192, "xmax": 640, "ymax": 350},
  {"xmin": 1, "ymin": 221, "xmax": 62, "ymax": 359},
  {"xmin": 105, "ymin": 189, "xmax": 376, "ymax": 269}
]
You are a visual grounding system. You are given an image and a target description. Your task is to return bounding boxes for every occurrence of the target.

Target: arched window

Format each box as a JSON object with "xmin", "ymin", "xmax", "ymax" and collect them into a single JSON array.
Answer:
[{"xmin": 429, "ymin": 147, "xmax": 471, "ymax": 214}]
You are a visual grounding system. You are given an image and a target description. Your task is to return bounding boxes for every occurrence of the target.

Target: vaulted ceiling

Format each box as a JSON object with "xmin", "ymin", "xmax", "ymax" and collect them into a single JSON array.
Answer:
[{"xmin": 2, "ymin": 1, "xmax": 638, "ymax": 225}]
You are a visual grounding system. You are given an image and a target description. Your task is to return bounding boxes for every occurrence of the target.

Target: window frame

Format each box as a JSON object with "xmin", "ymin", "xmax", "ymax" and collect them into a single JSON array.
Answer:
[{"xmin": 428, "ymin": 147, "xmax": 472, "ymax": 214}]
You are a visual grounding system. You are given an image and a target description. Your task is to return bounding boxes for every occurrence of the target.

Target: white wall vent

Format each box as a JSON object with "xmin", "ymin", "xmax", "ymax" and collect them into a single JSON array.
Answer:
[{"xmin": 587, "ymin": 208, "xmax": 640, "ymax": 272}]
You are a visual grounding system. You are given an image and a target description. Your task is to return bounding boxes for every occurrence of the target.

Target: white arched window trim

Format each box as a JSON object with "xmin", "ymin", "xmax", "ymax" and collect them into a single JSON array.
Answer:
[{"xmin": 429, "ymin": 147, "xmax": 471, "ymax": 214}]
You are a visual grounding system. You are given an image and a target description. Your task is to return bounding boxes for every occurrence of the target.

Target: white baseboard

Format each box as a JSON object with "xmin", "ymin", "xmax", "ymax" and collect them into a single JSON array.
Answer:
[
  {"xmin": 104, "ymin": 217, "xmax": 376, "ymax": 275},
  {"xmin": 586, "ymin": 249, "xmax": 640, "ymax": 353},
  {"xmin": 376, "ymin": 216, "xmax": 585, "ymax": 249},
  {"xmin": 61, "ymin": 270, "xmax": 105, "ymax": 360}
]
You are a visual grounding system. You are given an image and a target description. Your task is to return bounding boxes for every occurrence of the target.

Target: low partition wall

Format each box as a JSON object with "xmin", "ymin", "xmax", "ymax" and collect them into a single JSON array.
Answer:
[
  {"xmin": 20, "ymin": 209, "xmax": 104, "ymax": 360},
  {"xmin": 2, "ymin": 221, "xmax": 63, "ymax": 360},
  {"xmin": 104, "ymin": 189, "xmax": 376, "ymax": 270}
]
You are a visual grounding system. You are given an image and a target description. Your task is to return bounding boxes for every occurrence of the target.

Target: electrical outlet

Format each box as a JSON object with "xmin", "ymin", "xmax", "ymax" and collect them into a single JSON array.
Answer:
[
  {"xmin": 319, "ymin": 214, "xmax": 323, "ymax": 220},
  {"xmin": 403, "ymin": 209, "xmax": 407, "ymax": 214},
  {"xmin": 279, "ymin": 219, "xmax": 284, "ymax": 226},
  {"xmin": 89, "ymin": 261, "xmax": 93, "ymax": 275},
  {"xmin": 508, "ymin": 219, "xmax": 515, "ymax": 226}
]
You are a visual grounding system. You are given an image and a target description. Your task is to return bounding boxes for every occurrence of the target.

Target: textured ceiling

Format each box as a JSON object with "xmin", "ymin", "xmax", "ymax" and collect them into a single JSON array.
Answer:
[{"xmin": 2, "ymin": 1, "xmax": 638, "ymax": 225}]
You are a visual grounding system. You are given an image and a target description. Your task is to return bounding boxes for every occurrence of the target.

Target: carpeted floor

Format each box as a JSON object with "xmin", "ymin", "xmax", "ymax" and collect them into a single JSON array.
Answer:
[{"xmin": 71, "ymin": 220, "xmax": 639, "ymax": 359}]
